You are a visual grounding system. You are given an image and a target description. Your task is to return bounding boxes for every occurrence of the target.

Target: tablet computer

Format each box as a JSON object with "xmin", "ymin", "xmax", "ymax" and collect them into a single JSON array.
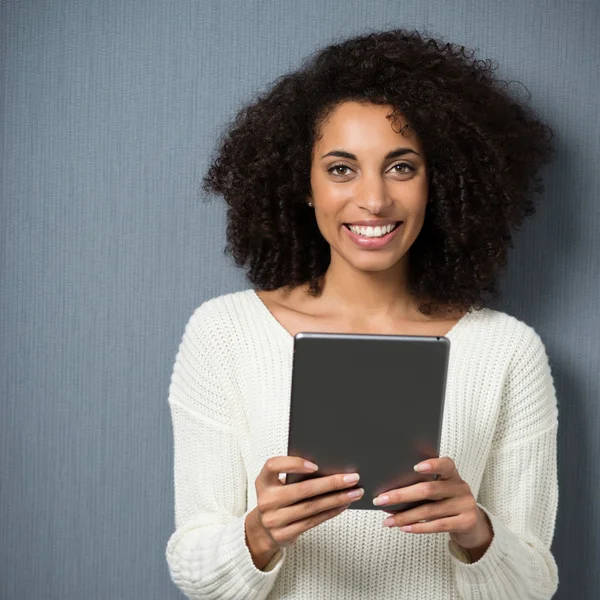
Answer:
[{"xmin": 286, "ymin": 332, "xmax": 450, "ymax": 512}]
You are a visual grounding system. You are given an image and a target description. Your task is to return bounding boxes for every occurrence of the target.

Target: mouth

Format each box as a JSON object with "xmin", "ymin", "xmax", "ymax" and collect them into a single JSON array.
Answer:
[
  {"xmin": 343, "ymin": 221, "xmax": 402, "ymax": 238},
  {"xmin": 341, "ymin": 220, "xmax": 404, "ymax": 250}
]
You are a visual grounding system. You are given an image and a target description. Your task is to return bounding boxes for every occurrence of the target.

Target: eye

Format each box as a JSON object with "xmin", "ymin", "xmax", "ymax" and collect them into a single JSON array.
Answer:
[
  {"xmin": 327, "ymin": 164, "xmax": 352, "ymax": 177},
  {"xmin": 389, "ymin": 162, "xmax": 415, "ymax": 174}
]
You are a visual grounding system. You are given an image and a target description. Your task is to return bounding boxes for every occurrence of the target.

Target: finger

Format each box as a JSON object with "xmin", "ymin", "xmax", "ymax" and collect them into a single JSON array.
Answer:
[
  {"xmin": 413, "ymin": 457, "xmax": 459, "ymax": 481},
  {"xmin": 385, "ymin": 497, "xmax": 468, "ymax": 527},
  {"xmin": 259, "ymin": 456, "xmax": 319, "ymax": 487},
  {"xmin": 388, "ymin": 515, "xmax": 465, "ymax": 534},
  {"xmin": 264, "ymin": 487, "xmax": 365, "ymax": 529},
  {"xmin": 277, "ymin": 472, "xmax": 361, "ymax": 508},
  {"xmin": 373, "ymin": 480, "xmax": 465, "ymax": 507},
  {"xmin": 257, "ymin": 473, "xmax": 359, "ymax": 516},
  {"xmin": 273, "ymin": 503, "xmax": 351, "ymax": 545}
]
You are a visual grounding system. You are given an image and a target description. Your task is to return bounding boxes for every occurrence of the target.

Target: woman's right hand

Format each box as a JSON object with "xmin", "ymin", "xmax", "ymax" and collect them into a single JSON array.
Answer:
[{"xmin": 245, "ymin": 456, "xmax": 363, "ymax": 569}]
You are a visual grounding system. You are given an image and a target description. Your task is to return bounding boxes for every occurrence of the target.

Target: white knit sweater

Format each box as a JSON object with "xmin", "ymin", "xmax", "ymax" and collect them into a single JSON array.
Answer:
[{"xmin": 165, "ymin": 289, "xmax": 559, "ymax": 600}]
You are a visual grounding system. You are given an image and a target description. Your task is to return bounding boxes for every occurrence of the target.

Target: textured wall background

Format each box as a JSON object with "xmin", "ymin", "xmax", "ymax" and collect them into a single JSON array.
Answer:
[{"xmin": 1, "ymin": 1, "xmax": 598, "ymax": 598}]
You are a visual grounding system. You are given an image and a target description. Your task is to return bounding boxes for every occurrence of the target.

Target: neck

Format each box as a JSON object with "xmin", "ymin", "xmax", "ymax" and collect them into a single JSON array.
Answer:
[{"xmin": 320, "ymin": 254, "xmax": 416, "ymax": 318}]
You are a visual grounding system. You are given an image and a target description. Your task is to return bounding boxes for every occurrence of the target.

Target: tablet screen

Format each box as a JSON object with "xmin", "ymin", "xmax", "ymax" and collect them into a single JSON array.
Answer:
[{"xmin": 286, "ymin": 332, "xmax": 450, "ymax": 512}]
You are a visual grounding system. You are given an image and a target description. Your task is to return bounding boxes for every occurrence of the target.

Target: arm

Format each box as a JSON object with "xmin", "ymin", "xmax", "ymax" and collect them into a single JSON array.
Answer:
[
  {"xmin": 165, "ymin": 303, "xmax": 285, "ymax": 600},
  {"xmin": 449, "ymin": 326, "xmax": 559, "ymax": 599}
]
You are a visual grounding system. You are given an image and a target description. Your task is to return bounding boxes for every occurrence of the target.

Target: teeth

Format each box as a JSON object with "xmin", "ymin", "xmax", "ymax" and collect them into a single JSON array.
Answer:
[{"xmin": 348, "ymin": 223, "xmax": 397, "ymax": 237}]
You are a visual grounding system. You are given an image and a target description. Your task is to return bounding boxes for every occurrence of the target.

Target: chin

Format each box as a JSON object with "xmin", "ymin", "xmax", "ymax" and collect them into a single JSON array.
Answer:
[{"xmin": 347, "ymin": 255, "xmax": 404, "ymax": 273}]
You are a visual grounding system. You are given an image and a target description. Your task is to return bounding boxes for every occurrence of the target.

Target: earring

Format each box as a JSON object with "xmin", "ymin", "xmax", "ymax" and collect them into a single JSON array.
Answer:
[{"xmin": 308, "ymin": 202, "xmax": 313, "ymax": 207}]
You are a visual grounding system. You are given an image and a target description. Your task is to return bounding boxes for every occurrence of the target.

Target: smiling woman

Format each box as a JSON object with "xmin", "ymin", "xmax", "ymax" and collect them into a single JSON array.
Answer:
[{"xmin": 165, "ymin": 28, "xmax": 558, "ymax": 600}]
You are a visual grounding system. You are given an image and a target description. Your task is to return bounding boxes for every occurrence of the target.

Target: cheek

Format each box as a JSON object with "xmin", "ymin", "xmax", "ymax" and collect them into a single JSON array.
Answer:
[
  {"xmin": 312, "ymin": 184, "xmax": 352, "ymax": 227},
  {"xmin": 403, "ymin": 180, "xmax": 428, "ymax": 216},
  {"xmin": 314, "ymin": 208, "xmax": 343, "ymax": 243},
  {"xmin": 312, "ymin": 175, "xmax": 350, "ymax": 202}
]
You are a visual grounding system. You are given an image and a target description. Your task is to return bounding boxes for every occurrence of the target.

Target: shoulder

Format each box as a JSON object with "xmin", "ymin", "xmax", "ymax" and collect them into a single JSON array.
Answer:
[
  {"xmin": 462, "ymin": 306, "xmax": 550, "ymax": 364},
  {"xmin": 170, "ymin": 292, "xmax": 258, "ymax": 427},
  {"xmin": 191, "ymin": 288, "xmax": 256, "ymax": 314},
  {"xmin": 472, "ymin": 310, "xmax": 559, "ymax": 445},
  {"xmin": 186, "ymin": 288, "xmax": 257, "ymax": 334},
  {"xmin": 173, "ymin": 289, "xmax": 258, "ymax": 388},
  {"xmin": 180, "ymin": 289, "xmax": 271, "ymax": 363},
  {"xmin": 473, "ymin": 306, "xmax": 558, "ymax": 416}
]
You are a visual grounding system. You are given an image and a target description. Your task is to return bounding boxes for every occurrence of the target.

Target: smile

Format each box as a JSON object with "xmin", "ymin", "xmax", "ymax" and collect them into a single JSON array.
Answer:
[
  {"xmin": 344, "ymin": 222, "xmax": 401, "ymax": 238},
  {"xmin": 342, "ymin": 221, "xmax": 403, "ymax": 249}
]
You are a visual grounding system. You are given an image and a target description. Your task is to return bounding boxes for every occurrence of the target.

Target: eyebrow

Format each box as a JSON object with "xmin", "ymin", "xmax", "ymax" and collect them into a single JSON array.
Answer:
[{"xmin": 320, "ymin": 147, "xmax": 421, "ymax": 160}]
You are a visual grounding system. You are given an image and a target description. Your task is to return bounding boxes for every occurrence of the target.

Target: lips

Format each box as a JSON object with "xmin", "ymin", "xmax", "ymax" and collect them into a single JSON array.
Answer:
[{"xmin": 342, "ymin": 221, "xmax": 403, "ymax": 249}]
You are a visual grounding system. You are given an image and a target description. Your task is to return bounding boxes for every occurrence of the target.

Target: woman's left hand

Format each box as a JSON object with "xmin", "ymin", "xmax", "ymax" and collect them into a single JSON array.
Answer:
[{"xmin": 373, "ymin": 457, "xmax": 493, "ymax": 557}]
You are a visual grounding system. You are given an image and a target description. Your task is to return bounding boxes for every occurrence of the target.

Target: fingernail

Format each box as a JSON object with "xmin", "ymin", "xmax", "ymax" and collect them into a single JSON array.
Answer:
[
  {"xmin": 347, "ymin": 488, "xmax": 364, "ymax": 499},
  {"xmin": 400, "ymin": 525, "xmax": 413, "ymax": 532},
  {"xmin": 343, "ymin": 473, "xmax": 360, "ymax": 484},
  {"xmin": 373, "ymin": 495, "xmax": 389, "ymax": 506},
  {"xmin": 304, "ymin": 461, "xmax": 319, "ymax": 471},
  {"xmin": 414, "ymin": 462, "xmax": 431, "ymax": 472},
  {"xmin": 383, "ymin": 516, "xmax": 395, "ymax": 527}
]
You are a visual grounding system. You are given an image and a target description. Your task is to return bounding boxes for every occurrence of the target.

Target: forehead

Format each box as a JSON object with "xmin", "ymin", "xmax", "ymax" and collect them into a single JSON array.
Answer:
[{"xmin": 315, "ymin": 101, "xmax": 421, "ymax": 151}]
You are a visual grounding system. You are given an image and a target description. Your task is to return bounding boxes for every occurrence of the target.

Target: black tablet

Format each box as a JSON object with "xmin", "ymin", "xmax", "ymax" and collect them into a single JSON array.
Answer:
[{"xmin": 286, "ymin": 332, "xmax": 450, "ymax": 512}]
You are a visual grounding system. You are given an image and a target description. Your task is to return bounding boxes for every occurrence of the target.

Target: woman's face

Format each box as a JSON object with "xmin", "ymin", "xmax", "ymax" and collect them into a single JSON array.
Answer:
[{"xmin": 309, "ymin": 101, "xmax": 428, "ymax": 275}]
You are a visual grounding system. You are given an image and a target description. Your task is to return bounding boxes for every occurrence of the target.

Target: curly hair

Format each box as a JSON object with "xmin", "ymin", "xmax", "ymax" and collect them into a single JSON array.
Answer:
[{"xmin": 202, "ymin": 28, "xmax": 554, "ymax": 315}]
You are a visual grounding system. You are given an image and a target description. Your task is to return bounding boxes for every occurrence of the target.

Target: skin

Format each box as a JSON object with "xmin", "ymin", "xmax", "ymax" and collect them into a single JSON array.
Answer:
[{"xmin": 245, "ymin": 101, "xmax": 493, "ymax": 570}]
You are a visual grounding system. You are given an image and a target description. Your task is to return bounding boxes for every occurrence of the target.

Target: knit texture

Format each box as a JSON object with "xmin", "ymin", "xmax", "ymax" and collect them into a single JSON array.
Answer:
[{"xmin": 165, "ymin": 289, "xmax": 559, "ymax": 599}]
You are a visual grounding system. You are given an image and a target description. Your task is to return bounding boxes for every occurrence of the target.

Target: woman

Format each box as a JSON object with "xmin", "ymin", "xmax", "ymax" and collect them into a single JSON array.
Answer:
[{"xmin": 165, "ymin": 29, "xmax": 558, "ymax": 599}]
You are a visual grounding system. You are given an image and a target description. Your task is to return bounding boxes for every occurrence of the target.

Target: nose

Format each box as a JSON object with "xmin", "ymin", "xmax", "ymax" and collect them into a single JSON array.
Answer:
[{"xmin": 355, "ymin": 171, "xmax": 393, "ymax": 215}]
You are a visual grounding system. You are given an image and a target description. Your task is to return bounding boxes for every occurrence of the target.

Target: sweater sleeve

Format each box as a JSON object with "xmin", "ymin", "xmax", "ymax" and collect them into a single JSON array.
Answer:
[
  {"xmin": 165, "ymin": 302, "xmax": 285, "ymax": 600},
  {"xmin": 449, "ymin": 326, "xmax": 559, "ymax": 599}
]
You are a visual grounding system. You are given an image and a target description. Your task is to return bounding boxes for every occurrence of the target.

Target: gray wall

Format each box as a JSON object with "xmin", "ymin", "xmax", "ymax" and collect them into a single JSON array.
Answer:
[{"xmin": 1, "ymin": 1, "xmax": 598, "ymax": 598}]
